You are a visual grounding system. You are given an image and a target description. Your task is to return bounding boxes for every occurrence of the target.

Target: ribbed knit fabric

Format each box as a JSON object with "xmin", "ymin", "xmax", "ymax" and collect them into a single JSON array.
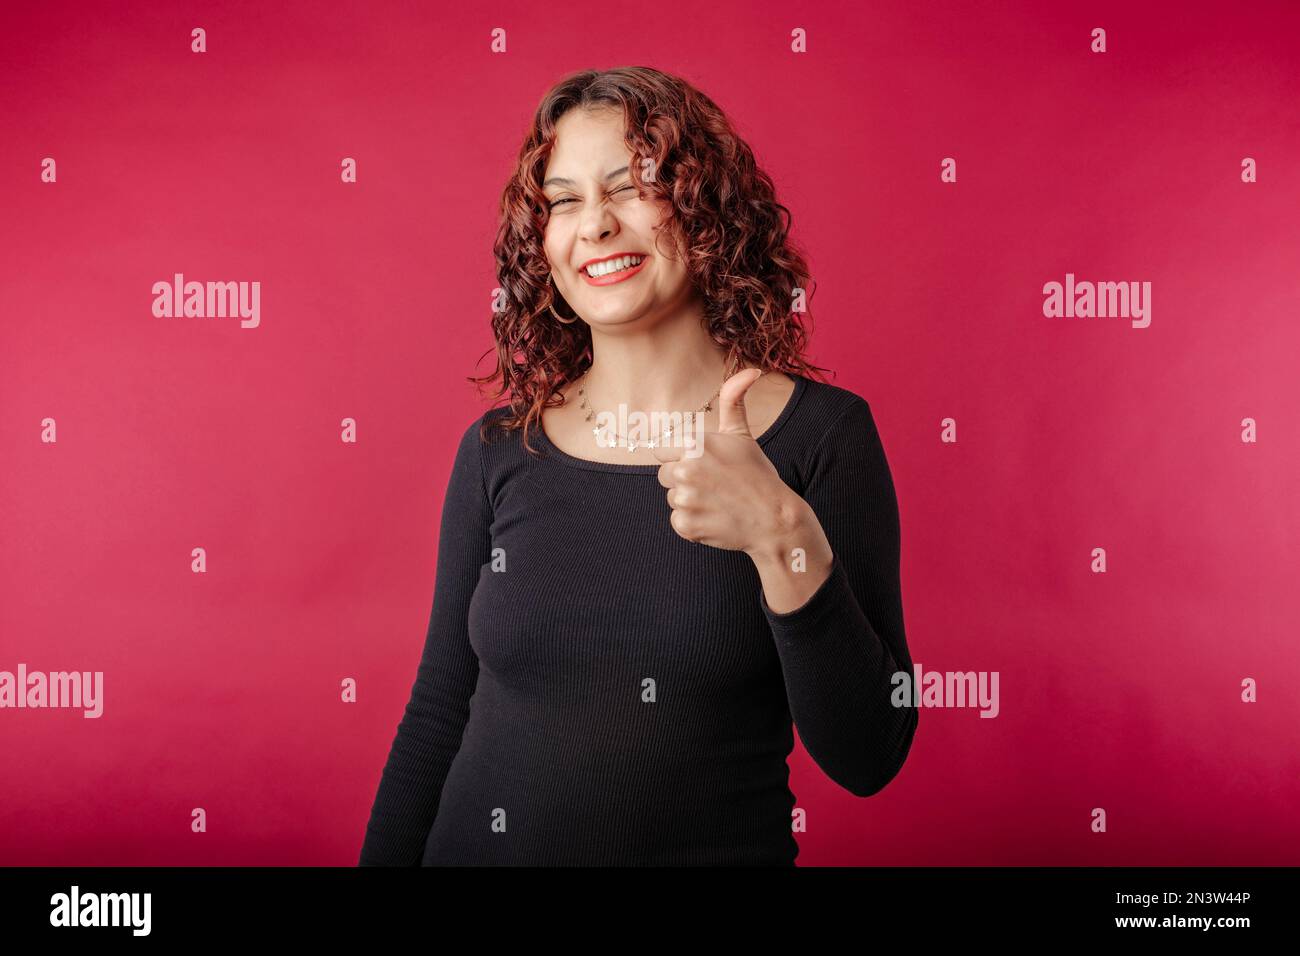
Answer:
[{"xmin": 358, "ymin": 373, "xmax": 918, "ymax": 866}]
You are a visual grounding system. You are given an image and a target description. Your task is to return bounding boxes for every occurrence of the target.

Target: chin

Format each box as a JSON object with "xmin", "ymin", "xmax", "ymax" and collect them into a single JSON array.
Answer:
[{"xmin": 583, "ymin": 303, "xmax": 649, "ymax": 327}]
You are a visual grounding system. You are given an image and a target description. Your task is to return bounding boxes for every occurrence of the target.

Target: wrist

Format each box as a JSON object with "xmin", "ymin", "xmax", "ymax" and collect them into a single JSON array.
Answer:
[{"xmin": 746, "ymin": 491, "xmax": 824, "ymax": 571}]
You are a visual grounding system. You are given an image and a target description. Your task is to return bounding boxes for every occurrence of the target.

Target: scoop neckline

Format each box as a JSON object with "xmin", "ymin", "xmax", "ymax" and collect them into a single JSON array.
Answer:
[{"xmin": 533, "ymin": 373, "xmax": 809, "ymax": 474}]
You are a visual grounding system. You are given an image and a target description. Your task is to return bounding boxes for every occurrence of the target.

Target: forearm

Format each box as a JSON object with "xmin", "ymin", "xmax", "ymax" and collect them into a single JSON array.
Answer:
[
  {"xmin": 749, "ymin": 487, "xmax": 916, "ymax": 796},
  {"xmin": 745, "ymin": 395, "xmax": 918, "ymax": 797}
]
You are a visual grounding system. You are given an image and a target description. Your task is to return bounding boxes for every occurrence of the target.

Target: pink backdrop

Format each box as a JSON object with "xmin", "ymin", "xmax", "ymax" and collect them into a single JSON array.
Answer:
[{"xmin": 2, "ymin": 0, "xmax": 1297, "ymax": 865}]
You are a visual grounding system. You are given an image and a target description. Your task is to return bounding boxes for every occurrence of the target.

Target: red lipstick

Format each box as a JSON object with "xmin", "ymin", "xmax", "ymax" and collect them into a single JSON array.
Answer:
[{"xmin": 579, "ymin": 253, "xmax": 648, "ymax": 286}]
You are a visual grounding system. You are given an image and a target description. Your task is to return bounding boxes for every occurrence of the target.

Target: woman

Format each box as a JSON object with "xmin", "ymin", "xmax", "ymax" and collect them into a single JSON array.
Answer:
[{"xmin": 359, "ymin": 66, "xmax": 917, "ymax": 866}]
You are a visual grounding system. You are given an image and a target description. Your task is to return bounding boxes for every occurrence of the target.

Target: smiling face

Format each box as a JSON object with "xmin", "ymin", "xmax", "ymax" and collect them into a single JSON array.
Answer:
[{"xmin": 542, "ymin": 107, "xmax": 694, "ymax": 330}]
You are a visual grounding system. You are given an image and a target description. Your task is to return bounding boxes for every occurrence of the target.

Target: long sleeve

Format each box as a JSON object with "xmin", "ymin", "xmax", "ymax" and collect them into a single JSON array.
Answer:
[
  {"xmin": 359, "ymin": 419, "xmax": 493, "ymax": 865},
  {"xmin": 760, "ymin": 395, "xmax": 919, "ymax": 797}
]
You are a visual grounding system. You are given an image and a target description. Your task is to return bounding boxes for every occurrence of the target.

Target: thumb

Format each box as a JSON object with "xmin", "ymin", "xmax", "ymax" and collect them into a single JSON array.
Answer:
[{"xmin": 717, "ymin": 367, "xmax": 763, "ymax": 437}]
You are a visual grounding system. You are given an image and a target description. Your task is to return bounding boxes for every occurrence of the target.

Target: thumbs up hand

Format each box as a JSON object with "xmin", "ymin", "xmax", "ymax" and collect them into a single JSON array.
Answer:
[{"xmin": 653, "ymin": 368, "xmax": 811, "ymax": 557}]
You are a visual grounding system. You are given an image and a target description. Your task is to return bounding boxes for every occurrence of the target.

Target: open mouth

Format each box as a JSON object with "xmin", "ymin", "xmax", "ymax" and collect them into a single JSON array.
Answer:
[{"xmin": 581, "ymin": 254, "xmax": 647, "ymax": 285}]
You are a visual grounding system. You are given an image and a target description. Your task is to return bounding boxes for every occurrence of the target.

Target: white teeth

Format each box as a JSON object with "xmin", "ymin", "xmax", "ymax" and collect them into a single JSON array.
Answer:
[{"xmin": 585, "ymin": 255, "xmax": 644, "ymax": 277}]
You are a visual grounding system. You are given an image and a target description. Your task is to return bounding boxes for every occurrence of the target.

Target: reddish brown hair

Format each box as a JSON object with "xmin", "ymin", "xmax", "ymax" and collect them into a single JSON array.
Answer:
[{"xmin": 471, "ymin": 65, "xmax": 829, "ymax": 453}]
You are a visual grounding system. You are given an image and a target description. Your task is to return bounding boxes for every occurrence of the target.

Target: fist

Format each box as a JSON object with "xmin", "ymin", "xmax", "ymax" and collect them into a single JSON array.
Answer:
[{"xmin": 653, "ymin": 367, "xmax": 799, "ymax": 553}]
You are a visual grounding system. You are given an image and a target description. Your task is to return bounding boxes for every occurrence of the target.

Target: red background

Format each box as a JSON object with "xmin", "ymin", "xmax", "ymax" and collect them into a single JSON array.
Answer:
[{"xmin": 2, "ymin": 0, "xmax": 1298, "ymax": 865}]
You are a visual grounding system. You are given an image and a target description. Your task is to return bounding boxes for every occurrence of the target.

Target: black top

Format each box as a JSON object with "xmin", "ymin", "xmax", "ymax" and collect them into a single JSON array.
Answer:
[{"xmin": 359, "ymin": 373, "xmax": 918, "ymax": 865}]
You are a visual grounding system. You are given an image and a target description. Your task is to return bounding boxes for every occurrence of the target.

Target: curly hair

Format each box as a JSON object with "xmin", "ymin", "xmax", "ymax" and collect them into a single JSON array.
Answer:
[{"xmin": 471, "ymin": 65, "xmax": 830, "ymax": 454}]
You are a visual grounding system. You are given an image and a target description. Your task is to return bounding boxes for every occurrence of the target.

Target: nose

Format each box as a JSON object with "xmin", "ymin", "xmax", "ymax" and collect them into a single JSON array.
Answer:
[{"xmin": 576, "ymin": 199, "xmax": 617, "ymax": 245}]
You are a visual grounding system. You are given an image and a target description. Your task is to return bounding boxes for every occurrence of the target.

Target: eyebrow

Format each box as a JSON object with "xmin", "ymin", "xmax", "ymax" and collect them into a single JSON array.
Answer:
[{"xmin": 542, "ymin": 165, "xmax": 630, "ymax": 189}]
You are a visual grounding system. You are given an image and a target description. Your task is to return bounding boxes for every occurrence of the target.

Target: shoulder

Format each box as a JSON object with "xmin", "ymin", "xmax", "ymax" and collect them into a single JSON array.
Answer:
[
  {"xmin": 785, "ymin": 378, "xmax": 897, "ymax": 507},
  {"xmin": 446, "ymin": 406, "xmax": 509, "ymax": 471},
  {"xmin": 450, "ymin": 404, "xmax": 539, "ymax": 487},
  {"xmin": 454, "ymin": 405, "xmax": 514, "ymax": 446},
  {"xmin": 786, "ymin": 375, "xmax": 879, "ymax": 447},
  {"xmin": 775, "ymin": 375, "xmax": 894, "ymax": 486},
  {"xmin": 758, "ymin": 374, "xmax": 886, "ymax": 490}
]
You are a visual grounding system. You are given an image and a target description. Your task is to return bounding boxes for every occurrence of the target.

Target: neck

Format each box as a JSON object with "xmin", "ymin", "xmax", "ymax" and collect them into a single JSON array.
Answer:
[{"xmin": 581, "ymin": 304, "xmax": 734, "ymax": 413}]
